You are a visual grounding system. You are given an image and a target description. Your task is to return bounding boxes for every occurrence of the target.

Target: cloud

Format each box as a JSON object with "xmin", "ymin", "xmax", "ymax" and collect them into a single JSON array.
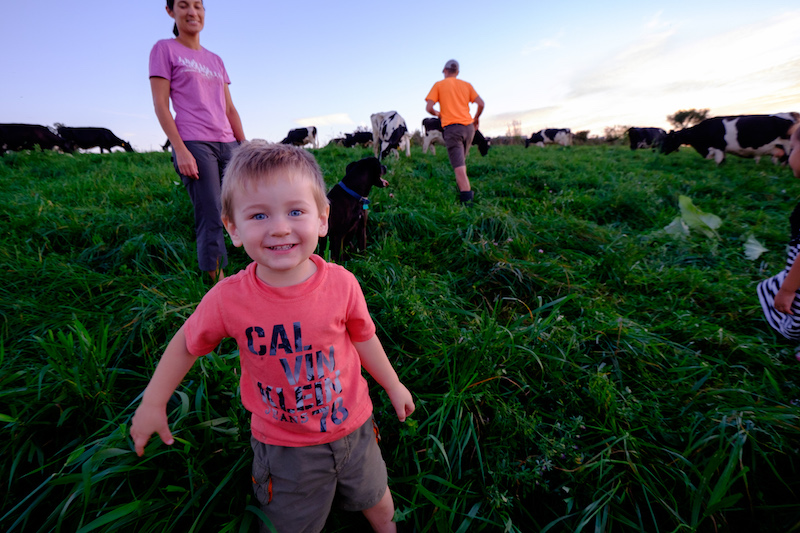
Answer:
[
  {"xmin": 522, "ymin": 32, "xmax": 563, "ymax": 55},
  {"xmin": 489, "ymin": 10, "xmax": 800, "ymax": 137},
  {"xmin": 643, "ymin": 10, "xmax": 668, "ymax": 31},
  {"xmin": 295, "ymin": 113, "xmax": 354, "ymax": 127}
]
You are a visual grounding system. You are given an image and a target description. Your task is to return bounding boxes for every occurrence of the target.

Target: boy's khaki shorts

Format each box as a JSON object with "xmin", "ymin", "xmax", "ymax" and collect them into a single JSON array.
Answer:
[{"xmin": 251, "ymin": 416, "xmax": 388, "ymax": 533}]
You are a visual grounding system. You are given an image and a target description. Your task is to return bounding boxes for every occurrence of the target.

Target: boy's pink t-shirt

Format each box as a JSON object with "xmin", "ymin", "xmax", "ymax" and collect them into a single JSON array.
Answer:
[
  {"xmin": 183, "ymin": 255, "xmax": 376, "ymax": 447},
  {"xmin": 149, "ymin": 39, "xmax": 236, "ymax": 143}
]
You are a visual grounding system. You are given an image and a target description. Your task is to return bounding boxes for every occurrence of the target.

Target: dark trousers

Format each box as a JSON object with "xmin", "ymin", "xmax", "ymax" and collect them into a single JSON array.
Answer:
[{"xmin": 173, "ymin": 141, "xmax": 239, "ymax": 272}]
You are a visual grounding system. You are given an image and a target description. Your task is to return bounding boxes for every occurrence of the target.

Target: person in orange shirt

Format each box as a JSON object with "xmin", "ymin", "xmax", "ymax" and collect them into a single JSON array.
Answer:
[{"xmin": 425, "ymin": 59, "xmax": 485, "ymax": 205}]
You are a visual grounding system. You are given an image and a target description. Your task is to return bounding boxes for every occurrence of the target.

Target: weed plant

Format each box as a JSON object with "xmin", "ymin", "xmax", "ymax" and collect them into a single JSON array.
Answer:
[{"xmin": 2, "ymin": 145, "xmax": 800, "ymax": 532}]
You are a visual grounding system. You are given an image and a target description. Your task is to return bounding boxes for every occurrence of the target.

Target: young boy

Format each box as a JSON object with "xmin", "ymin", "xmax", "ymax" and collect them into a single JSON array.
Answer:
[{"xmin": 130, "ymin": 141, "xmax": 415, "ymax": 533}]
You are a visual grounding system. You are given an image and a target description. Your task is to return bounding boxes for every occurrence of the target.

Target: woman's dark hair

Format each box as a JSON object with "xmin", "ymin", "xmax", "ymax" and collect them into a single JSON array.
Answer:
[{"xmin": 166, "ymin": 0, "xmax": 178, "ymax": 36}]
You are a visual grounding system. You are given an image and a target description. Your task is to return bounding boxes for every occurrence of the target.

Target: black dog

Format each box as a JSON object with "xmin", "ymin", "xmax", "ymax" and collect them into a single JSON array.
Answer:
[{"xmin": 322, "ymin": 157, "xmax": 388, "ymax": 261}]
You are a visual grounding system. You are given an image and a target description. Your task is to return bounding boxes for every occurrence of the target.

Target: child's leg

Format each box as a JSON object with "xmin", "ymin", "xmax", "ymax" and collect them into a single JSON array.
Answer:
[{"xmin": 362, "ymin": 486, "xmax": 396, "ymax": 533}]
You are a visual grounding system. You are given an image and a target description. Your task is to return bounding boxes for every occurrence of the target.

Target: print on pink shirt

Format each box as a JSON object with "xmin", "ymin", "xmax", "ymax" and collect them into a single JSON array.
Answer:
[
  {"xmin": 249, "ymin": 322, "xmax": 349, "ymax": 432},
  {"xmin": 176, "ymin": 55, "xmax": 225, "ymax": 81}
]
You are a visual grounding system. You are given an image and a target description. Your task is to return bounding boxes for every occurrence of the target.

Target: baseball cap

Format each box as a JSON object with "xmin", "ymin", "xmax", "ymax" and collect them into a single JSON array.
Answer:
[{"xmin": 443, "ymin": 59, "xmax": 459, "ymax": 71}]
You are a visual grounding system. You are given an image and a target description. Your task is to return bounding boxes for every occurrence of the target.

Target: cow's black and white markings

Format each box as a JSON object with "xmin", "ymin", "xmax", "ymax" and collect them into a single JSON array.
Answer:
[
  {"xmin": 421, "ymin": 117, "xmax": 490, "ymax": 156},
  {"xmin": 661, "ymin": 113, "xmax": 799, "ymax": 165},
  {"xmin": 525, "ymin": 128, "xmax": 573, "ymax": 148},
  {"xmin": 370, "ymin": 111, "xmax": 411, "ymax": 160},
  {"xmin": 280, "ymin": 126, "xmax": 318, "ymax": 148},
  {"xmin": 342, "ymin": 131, "xmax": 374, "ymax": 148},
  {"xmin": 627, "ymin": 127, "xmax": 667, "ymax": 151}
]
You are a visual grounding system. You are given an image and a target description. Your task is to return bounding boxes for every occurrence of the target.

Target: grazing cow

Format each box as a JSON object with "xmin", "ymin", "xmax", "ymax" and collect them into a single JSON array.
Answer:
[
  {"xmin": 0, "ymin": 124, "xmax": 75, "ymax": 153},
  {"xmin": 627, "ymin": 127, "xmax": 667, "ymax": 150},
  {"xmin": 57, "ymin": 126, "xmax": 134, "ymax": 153},
  {"xmin": 370, "ymin": 111, "xmax": 411, "ymax": 160},
  {"xmin": 525, "ymin": 128, "xmax": 573, "ymax": 148},
  {"xmin": 661, "ymin": 113, "xmax": 799, "ymax": 165},
  {"xmin": 421, "ymin": 117, "xmax": 490, "ymax": 156},
  {"xmin": 321, "ymin": 157, "xmax": 388, "ymax": 261},
  {"xmin": 342, "ymin": 131, "xmax": 374, "ymax": 148},
  {"xmin": 280, "ymin": 126, "xmax": 318, "ymax": 148}
]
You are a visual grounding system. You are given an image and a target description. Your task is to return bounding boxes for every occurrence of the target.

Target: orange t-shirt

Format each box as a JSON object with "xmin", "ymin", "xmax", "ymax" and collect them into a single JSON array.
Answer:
[{"xmin": 425, "ymin": 77, "xmax": 479, "ymax": 127}]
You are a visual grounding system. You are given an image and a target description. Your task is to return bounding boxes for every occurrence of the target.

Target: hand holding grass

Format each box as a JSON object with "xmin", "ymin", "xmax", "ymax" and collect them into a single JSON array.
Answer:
[
  {"xmin": 130, "ymin": 326, "xmax": 198, "ymax": 456},
  {"xmin": 131, "ymin": 401, "xmax": 174, "ymax": 456},
  {"xmin": 353, "ymin": 336, "xmax": 415, "ymax": 423},
  {"xmin": 386, "ymin": 383, "xmax": 415, "ymax": 422}
]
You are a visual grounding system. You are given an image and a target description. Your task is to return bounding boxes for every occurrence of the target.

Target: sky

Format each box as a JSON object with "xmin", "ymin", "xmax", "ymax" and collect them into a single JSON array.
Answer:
[{"xmin": 3, "ymin": 1, "xmax": 800, "ymax": 152}]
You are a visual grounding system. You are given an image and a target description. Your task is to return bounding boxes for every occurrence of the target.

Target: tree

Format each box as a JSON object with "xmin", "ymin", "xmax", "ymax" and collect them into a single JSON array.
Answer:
[
  {"xmin": 667, "ymin": 109, "xmax": 709, "ymax": 130},
  {"xmin": 573, "ymin": 130, "xmax": 590, "ymax": 144},
  {"xmin": 603, "ymin": 125, "xmax": 631, "ymax": 143},
  {"xmin": 506, "ymin": 120, "xmax": 523, "ymax": 138}
]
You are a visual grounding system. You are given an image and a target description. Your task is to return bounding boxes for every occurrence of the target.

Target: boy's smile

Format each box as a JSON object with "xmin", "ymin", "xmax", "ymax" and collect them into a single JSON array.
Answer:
[{"xmin": 223, "ymin": 172, "xmax": 329, "ymax": 287}]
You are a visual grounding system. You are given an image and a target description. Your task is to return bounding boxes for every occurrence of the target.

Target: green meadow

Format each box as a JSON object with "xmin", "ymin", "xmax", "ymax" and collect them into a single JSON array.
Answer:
[{"xmin": 2, "ymin": 143, "xmax": 800, "ymax": 532}]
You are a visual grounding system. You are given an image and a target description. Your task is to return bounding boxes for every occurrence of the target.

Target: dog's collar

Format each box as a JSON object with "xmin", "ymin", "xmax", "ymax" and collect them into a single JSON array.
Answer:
[{"xmin": 337, "ymin": 181, "xmax": 371, "ymax": 210}]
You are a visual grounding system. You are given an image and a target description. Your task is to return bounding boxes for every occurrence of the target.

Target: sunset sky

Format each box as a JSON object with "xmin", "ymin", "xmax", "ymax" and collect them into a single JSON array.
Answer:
[{"xmin": 3, "ymin": 1, "xmax": 799, "ymax": 151}]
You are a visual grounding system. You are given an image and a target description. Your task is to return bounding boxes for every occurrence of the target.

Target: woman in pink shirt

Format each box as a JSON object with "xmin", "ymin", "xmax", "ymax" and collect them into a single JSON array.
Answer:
[{"xmin": 150, "ymin": 0, "xmax": 246, "ymax": 282}]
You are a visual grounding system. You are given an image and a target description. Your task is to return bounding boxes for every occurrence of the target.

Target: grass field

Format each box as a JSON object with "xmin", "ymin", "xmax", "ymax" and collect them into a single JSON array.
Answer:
[{"xmin": 2, "ymin": 143, "xmax": 800, "ymax": 532}]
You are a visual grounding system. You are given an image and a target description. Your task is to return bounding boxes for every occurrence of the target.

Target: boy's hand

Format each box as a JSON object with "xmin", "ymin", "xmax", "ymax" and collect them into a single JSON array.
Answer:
[
  {"xmin": 130, "ymin": 402, "xmax": 174, "ymax": 456},
  {"xmin": 386, "ymin": 384, "xmax": 415, "ymax": 422}
]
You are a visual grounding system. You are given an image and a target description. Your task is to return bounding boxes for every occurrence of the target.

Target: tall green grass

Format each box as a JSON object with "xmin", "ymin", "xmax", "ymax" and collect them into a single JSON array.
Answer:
[{"xmin": 2, "ymin": 145, "xmax": 800, "ymax": 531}]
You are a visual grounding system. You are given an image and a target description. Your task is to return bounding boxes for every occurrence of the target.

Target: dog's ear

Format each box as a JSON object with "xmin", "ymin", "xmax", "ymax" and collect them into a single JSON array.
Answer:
[{"xmin": 345, "ymin": 160, "xmax": 357, "ymax": 174}]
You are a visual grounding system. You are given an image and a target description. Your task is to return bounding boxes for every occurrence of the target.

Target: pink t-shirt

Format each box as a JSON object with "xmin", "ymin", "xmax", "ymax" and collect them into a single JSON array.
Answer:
[
  {"xmin": 183, "ymin": 255, "xmax": 376, "ymax": 446},
  {"xmin": 149, "ymin": 39, "xmax": 236, "ymax": 143}
]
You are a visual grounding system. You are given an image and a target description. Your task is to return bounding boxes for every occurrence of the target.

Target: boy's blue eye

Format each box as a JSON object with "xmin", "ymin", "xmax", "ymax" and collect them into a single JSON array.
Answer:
[
  {"xmin": 289, "ymin": 210, "xmax": 302, "ymax": 217},
  {"xmin": 253, "ymin": 213, "xmax": 266, "ymax": 220}
]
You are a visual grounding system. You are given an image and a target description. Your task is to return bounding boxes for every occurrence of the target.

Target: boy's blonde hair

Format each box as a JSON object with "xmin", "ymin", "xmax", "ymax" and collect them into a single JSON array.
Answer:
[{"xmin": 221, "ymin": 140, "xmax": 329, "ymax": 220}]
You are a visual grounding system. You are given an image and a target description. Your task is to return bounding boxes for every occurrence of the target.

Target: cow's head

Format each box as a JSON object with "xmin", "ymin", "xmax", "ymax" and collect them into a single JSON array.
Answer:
[
  {"xmin": 121, "ymin": 141, "xmax": 134, "ymax": 153},
  {"xmin": 525, "ymin": 133, "xmax": 543, "ymax": 148},
  {"xmin": 59, "ymin": 139, "xmax": 77, "ymax": 154},
  {"xmin": 660, "ymin": 131, "xmax": 681, "ymax": 155}
]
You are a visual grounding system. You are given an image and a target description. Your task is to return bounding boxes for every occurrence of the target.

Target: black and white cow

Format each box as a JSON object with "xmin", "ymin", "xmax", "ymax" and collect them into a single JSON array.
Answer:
[
  {"xmin": 342, "ymin": 131, "xmax": 374, "ymax": 148},
  {"xmin": 421, "ymin": 117, "xmax": 490, "ymax": 157},
  {"xmin": 525, "ymin": 128, "xmax": 573, "ymax": 148},
  {"xmin": 0, "ymin": 124, "xmax": 75, "ymax": 153},
  {"xmin": 370, "ymin": 111, "xmax": 411, "ymax": 160},
  {"xmin": 281, "ymin": 126, "xmax": 318, "ymax": 149},
  {"xmin": 661, "ymin": 113, "xmax": 799, "ymax": 165},
  {"xmin": 57, "ymin": 126, "xmax": 134, "ymax": 153},
  {"xmin": 627, "ymin": 127, "xmax": 667, "ymax": 151}
]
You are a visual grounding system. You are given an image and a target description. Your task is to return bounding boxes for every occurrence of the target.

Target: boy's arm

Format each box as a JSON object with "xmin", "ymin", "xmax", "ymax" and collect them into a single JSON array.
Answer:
[
  {"xmin": 776, "ymin": 254, "xmax": 800, "ymax": 314},
  {"xmin": 353, "ymin": 335, "xmax": 415, "ymax": 422},
  {"xmin": 130, "ymin": 326, "xmax": 199, "ymax": 456}
]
